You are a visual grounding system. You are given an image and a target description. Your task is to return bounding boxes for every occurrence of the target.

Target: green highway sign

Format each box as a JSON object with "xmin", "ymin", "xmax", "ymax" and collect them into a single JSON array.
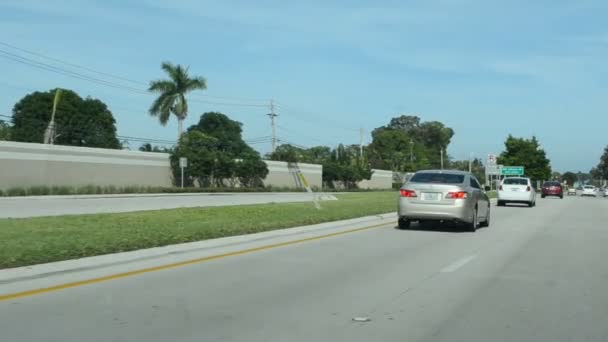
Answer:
[{"xmin": 501, "ymin": 166, "xmax": 524, "ymax": 176}]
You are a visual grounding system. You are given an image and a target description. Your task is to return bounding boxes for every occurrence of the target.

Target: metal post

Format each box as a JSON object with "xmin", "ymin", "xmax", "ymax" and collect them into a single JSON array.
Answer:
[
  {"xmin": 440, "ymin": 148, "xmax": 444, "ymax": 170},
  {"xmin": 181, "ymin": 167, "xmax": 184, "ymax": 188},
  {"xmin": 359, "ymin": 128, "xmax": 365, "ymax": 159},
  {"xmin": 268, "ymin": 99, "xmax": 278, "ymax": 153},
  {"xmin": 409, "ymin": 139, "xmax": 413, "ymax": 163}
]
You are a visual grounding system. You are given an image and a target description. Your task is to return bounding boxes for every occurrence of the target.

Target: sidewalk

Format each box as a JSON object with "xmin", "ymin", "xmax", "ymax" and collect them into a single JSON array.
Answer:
[{"xmin": 0, "ymin": 192, "xmax": 338, "ymax": 218}]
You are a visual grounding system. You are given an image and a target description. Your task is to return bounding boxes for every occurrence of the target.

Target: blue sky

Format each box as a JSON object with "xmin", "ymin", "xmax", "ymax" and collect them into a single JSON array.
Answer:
[{"xmin": 1, "ymin": 0, "xmax": 607, "ymax": 172}]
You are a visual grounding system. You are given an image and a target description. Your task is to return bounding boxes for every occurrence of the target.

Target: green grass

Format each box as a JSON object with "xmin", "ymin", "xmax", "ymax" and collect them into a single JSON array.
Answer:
[
  {"xmin": 0, "ymin": 192, "xmax": 397, "ymax": 269},
  {"xmin": 486, "ymin": 190, "xmax": 497, "ymax": 199}
]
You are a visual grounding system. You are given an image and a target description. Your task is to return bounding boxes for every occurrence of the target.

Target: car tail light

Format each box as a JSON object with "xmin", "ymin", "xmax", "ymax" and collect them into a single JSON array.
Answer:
[
  {"xmin": 400, "ymin": 189, "xmax": 417, "ymax": 198},
  {"xmin": 499, "ymin": 185, "xmax": 503, "ymax": 191},
  {"xmin": 526, "ymin": 186, "xmax": 531, "ymax": 192},
  {"xmin": 446, "ymin": 191, "xmax": 468, "ymax": 199}
]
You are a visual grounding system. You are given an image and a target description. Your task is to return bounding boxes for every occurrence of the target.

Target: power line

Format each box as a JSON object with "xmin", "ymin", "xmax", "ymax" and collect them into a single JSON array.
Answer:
[
  {"xmin": 0, "ymin": 40, "xmax": 268, "ymax": 105},
  {"xmin": 0, "ymin": 49, "xmax": 268, "ymax": 109},
  {"xmin": 0, "ymin": 41, "xmax": 144, "ymax": 86}
]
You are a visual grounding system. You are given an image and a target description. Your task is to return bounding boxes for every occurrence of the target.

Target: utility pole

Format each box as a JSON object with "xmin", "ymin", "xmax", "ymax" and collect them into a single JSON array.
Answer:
[
  {"xmin": 468, "ymin": 152, "xmax": 473, "ymax": 173},
  {"xmin": 267, "ymin": 99, "xmax": 278, "ymax": 152},
  {"xmin": 440, "ymin": 148, "xmax": 444, "ymax": 170},
  {"xmin": 409, "ymin": 139, "xmax": 414, "ymax": 163},
  {"xmin": 359, "ymin": 128, "xmax": 365, "ymax": 159}
]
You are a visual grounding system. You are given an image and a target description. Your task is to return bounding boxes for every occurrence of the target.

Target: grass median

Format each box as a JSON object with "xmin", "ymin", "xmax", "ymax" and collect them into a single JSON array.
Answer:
[{"xmin": 0, "ymin": 192, "xmax": 397, "ymax": 269}]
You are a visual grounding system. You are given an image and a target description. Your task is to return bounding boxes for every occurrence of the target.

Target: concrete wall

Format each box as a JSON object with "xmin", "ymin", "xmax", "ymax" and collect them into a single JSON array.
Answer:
[
  {"xmin": 0, "ymin": 141, "xmax": 172, "ymax": 190},
  {"xmin": 264, "ymin": 160, "xmax": 323, "ymax": 189},
  {"xmin": 357, "ymin": 169, "xmax": 394, "ymax": 190},
  {"xmin": 0, "ymin": 141, "xmax": 324, "ymax": 190}
]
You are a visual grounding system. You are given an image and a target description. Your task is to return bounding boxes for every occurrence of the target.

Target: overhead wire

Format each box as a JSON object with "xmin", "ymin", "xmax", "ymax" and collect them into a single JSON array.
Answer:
[
  {"xmin": 0, "ymin": 40, "xmax": 269, "ymax": 105},
  {"xmin": 0, "ymin": 41, "xmax": 367, "ymax": 149}
]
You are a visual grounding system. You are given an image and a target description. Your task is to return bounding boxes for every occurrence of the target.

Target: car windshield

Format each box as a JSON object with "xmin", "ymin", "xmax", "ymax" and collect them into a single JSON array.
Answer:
[
  {"xmin": 584, "ymin": 186, "xmax": 595, "ymax": 189},
  {"xmin": 503, "ymin": 178, "xmax": 528, "ymax": 185},
  {"xmin": 409, "ymin": 172, "xmax": 465, "ymax": 184}
]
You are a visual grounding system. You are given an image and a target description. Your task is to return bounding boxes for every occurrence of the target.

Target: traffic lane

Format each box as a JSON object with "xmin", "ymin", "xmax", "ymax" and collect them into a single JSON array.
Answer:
[
  {"xmin": 0, "ymin": 196, "xmax": 573, "ymax": 342},
  {"xmin": 417, "ymin": 195, "xmax": 608, "ymax": 342},
  {"xmin": 0, "ymin": 192, "xmax": 319, "ymax": 218}
]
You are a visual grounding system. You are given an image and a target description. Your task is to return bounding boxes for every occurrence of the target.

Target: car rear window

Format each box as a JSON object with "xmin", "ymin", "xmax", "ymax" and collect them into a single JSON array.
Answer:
[
  {"xmin": 584, "ymin": 185, "xmax": 595, "ymax": 189},
  {"xmin": 503, "ymin": 178, "xmax": 528, "ymax": 185},
  {"xmin": 409, "ymin": 173, "xmax": 465, "ymax": 184},
  {"xmin": 543, "ymin": 182, "xmax": 561, "ymax": 187}
]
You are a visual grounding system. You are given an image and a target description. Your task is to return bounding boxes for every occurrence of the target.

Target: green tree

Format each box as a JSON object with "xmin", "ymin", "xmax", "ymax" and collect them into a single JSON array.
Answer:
[
  {"xmin": 139, "ymin": 143, "xmax": 170, "ymax": 153},
  {"xmin": 449, "ymin": 158, "xmax": 485, "ymax": 183},
  {"xmin": 170, "ymin": 131, "xmax": 218, "ymax": 187},
  {"xmin": 562, "ymin": 171, "xmax": 578, "ymax": 187},
  {"xmin": 595, "ymin": 145, "xmax": 608, "ymax": 180},
  {"xmin": 171, "ymin": 112, "xmax": 268, "ymax": 187},
  {"xmin": 497, "ymin": 135, "xmax": 551, "ymax": 182},
  {"xmin": 269, "ymin": 143, "xmax": 372, "ymax": 189},
  {"xmin": 11, "ymin": 89, "xmax": 120, "ymax": 148},
  {"xmin": 148, "ymin": 62, "xmax": 207, "ymax": 139},
  {"xmin": 368, "ymin": 130, "xmax": 412, "ymax": 171},
  {"xmin": 369, "ymin": 115, "xmax": 454, "ymax": 171},
  {"xmin": 188, "ymin": 112, "xmax": 249, "ymax": 154},
  {"xmin": 267, "ymin": 144, "xmax": 302, "ymax": 163},
  {"xmin": 0, "ymin": 120, "xmax": 11, "ymax": 141}
]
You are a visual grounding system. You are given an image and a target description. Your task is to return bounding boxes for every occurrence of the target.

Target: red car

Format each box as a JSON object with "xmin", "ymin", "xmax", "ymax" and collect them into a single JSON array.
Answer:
[{"xmin": 541, "ymin": 181, "xmax": 563, "ymax": 199}]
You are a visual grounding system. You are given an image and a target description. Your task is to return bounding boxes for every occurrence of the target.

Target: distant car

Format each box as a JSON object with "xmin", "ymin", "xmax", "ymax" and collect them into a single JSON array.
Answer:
[
  {"xmin": 567, "ymin": 187, "xmax": 577, "ymax": 196},
  {"xmin": 497, "ymin": 177, "xmax": 536, "ymax": 207},
  {"xmin": 541, "ymin": 181, "xmax": 563, "ymax": 199},
  {"xmin": 582, "ymin": 185, "xmax": 598, "ymax": 197},
  {"xmin": 398, "ymin": 170, "xmax": 490, "ymax": 232},
  {"xmin": 604, "ymin": 188, "xmax": 608, "ymax": 197}
]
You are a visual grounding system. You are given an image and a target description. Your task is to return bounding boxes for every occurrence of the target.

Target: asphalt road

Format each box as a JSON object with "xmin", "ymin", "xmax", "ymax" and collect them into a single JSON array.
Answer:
[
  {"xmin": 0, "ymin": 192, "xmax": 322, "ymax": 218},
  {"xmin": 1, "ymin": 196, "xmax": 608, "ymax": 341}
]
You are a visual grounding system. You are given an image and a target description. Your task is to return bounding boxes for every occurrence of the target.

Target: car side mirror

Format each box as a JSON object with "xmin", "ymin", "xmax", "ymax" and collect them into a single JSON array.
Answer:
[{"xmin": 484, "ymin": 185, "xmax": 491, "ymax": 192}]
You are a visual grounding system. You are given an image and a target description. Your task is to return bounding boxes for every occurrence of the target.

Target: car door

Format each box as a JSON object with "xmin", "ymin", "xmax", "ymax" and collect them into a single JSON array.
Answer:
[{"xmin": 469, "ymin": 176, "xmax": 488, "ymax": 218}]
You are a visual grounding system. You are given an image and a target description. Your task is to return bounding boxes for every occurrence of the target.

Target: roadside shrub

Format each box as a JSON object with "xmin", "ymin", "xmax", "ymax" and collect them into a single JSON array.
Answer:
[
  {"xmin": 27, "ymin": 185, "xmax": 51, "ymax": 196},
  {"xmin": 51, "ymin": 186, "xmax": 74, "ymax": 195},
  {"xmin": 6, "ymin": 187, "xmax": 27, "ymax": 197},
  {"xmin": 104, "ymin": 185, "xmax": 117, "ymax": 194},
  {"xmin": 76, "ymin": 185, "xmax": 98, "ymax": 195}
]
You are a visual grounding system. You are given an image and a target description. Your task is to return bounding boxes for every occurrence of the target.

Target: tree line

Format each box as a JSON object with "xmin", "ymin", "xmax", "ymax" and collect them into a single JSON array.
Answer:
[{"xmin": 0, "ymin": 61, "xmax": 561, "ymax": 188}]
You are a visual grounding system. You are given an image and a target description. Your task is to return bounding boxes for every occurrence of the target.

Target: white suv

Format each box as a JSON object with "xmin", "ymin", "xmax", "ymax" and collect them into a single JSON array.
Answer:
[{"xmin": 497, "ymin": 177, "xmax": 536, "ymax": 207}]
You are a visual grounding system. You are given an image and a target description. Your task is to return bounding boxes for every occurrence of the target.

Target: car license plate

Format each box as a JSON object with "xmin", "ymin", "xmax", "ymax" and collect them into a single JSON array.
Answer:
[
  {"xmin": 511, "ymin": 188, "xmax": 519, "ymax": 191},
  {"xmin": 422, "ymin": 192, "xmax": 441, "ymax": 201}
]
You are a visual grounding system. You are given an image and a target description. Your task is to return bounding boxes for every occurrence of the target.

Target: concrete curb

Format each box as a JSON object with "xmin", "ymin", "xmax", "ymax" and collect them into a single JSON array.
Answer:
[{"xmin": 0, "ymin": 212, "xmax": 398, "ymax": 286}]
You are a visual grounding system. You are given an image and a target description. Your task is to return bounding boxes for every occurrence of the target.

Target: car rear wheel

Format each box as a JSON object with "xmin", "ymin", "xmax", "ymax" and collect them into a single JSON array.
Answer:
[
  {"xmin": 398, "ymin": 218, "xmax": 410, "ymax": 230},
  {"xmin": 466, "ymin": 208, "xmax": 478, "ymax": 232},
  {"xmin": 480, "ymin": 205, "xmax": 490, "ymax": 227},
  {"xmin": 541, "ymin": 195, "xmax": 546, "ymax": 198}
]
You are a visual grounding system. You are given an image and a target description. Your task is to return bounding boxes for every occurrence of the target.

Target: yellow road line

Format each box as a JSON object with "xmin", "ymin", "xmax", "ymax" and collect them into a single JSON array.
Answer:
[{"xmin": 0, "ymin": 222, "xmax": 390, "ymax": 301}]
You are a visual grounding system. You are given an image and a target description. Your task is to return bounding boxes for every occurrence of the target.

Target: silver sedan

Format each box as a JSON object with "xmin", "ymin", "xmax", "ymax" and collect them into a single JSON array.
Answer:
[{"xmin": 398, "ymin": 170, "xmax": 491, "ymax": 232}]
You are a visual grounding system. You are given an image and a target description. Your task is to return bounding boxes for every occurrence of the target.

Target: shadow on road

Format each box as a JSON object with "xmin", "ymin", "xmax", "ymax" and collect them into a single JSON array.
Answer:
[{"xmin": 393, "ymin": 221, "xmax": 485, "ymax": 233}]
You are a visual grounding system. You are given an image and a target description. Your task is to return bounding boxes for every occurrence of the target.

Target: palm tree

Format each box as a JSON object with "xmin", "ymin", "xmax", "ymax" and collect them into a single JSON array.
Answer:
[{"xmin": 148, "ymin": 62, "xmax": 207, "ymax": 138}]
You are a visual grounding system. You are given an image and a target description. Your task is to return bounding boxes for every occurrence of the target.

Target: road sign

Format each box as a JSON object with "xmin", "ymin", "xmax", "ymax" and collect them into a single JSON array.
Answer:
[
  {"xmin": 501, "ymin": 166, "xmax": 524, "ymax": 176},
  {"xmin": 487, "ymin": 154, "xmax": 497, "ymax": 165},
  {"xmin": 486, "ymin": 165, "xmax": 500, "ymax": 175},
  {"xmin": 179, "ymin": 157, "xmax": 188, "ymax": 188}
]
